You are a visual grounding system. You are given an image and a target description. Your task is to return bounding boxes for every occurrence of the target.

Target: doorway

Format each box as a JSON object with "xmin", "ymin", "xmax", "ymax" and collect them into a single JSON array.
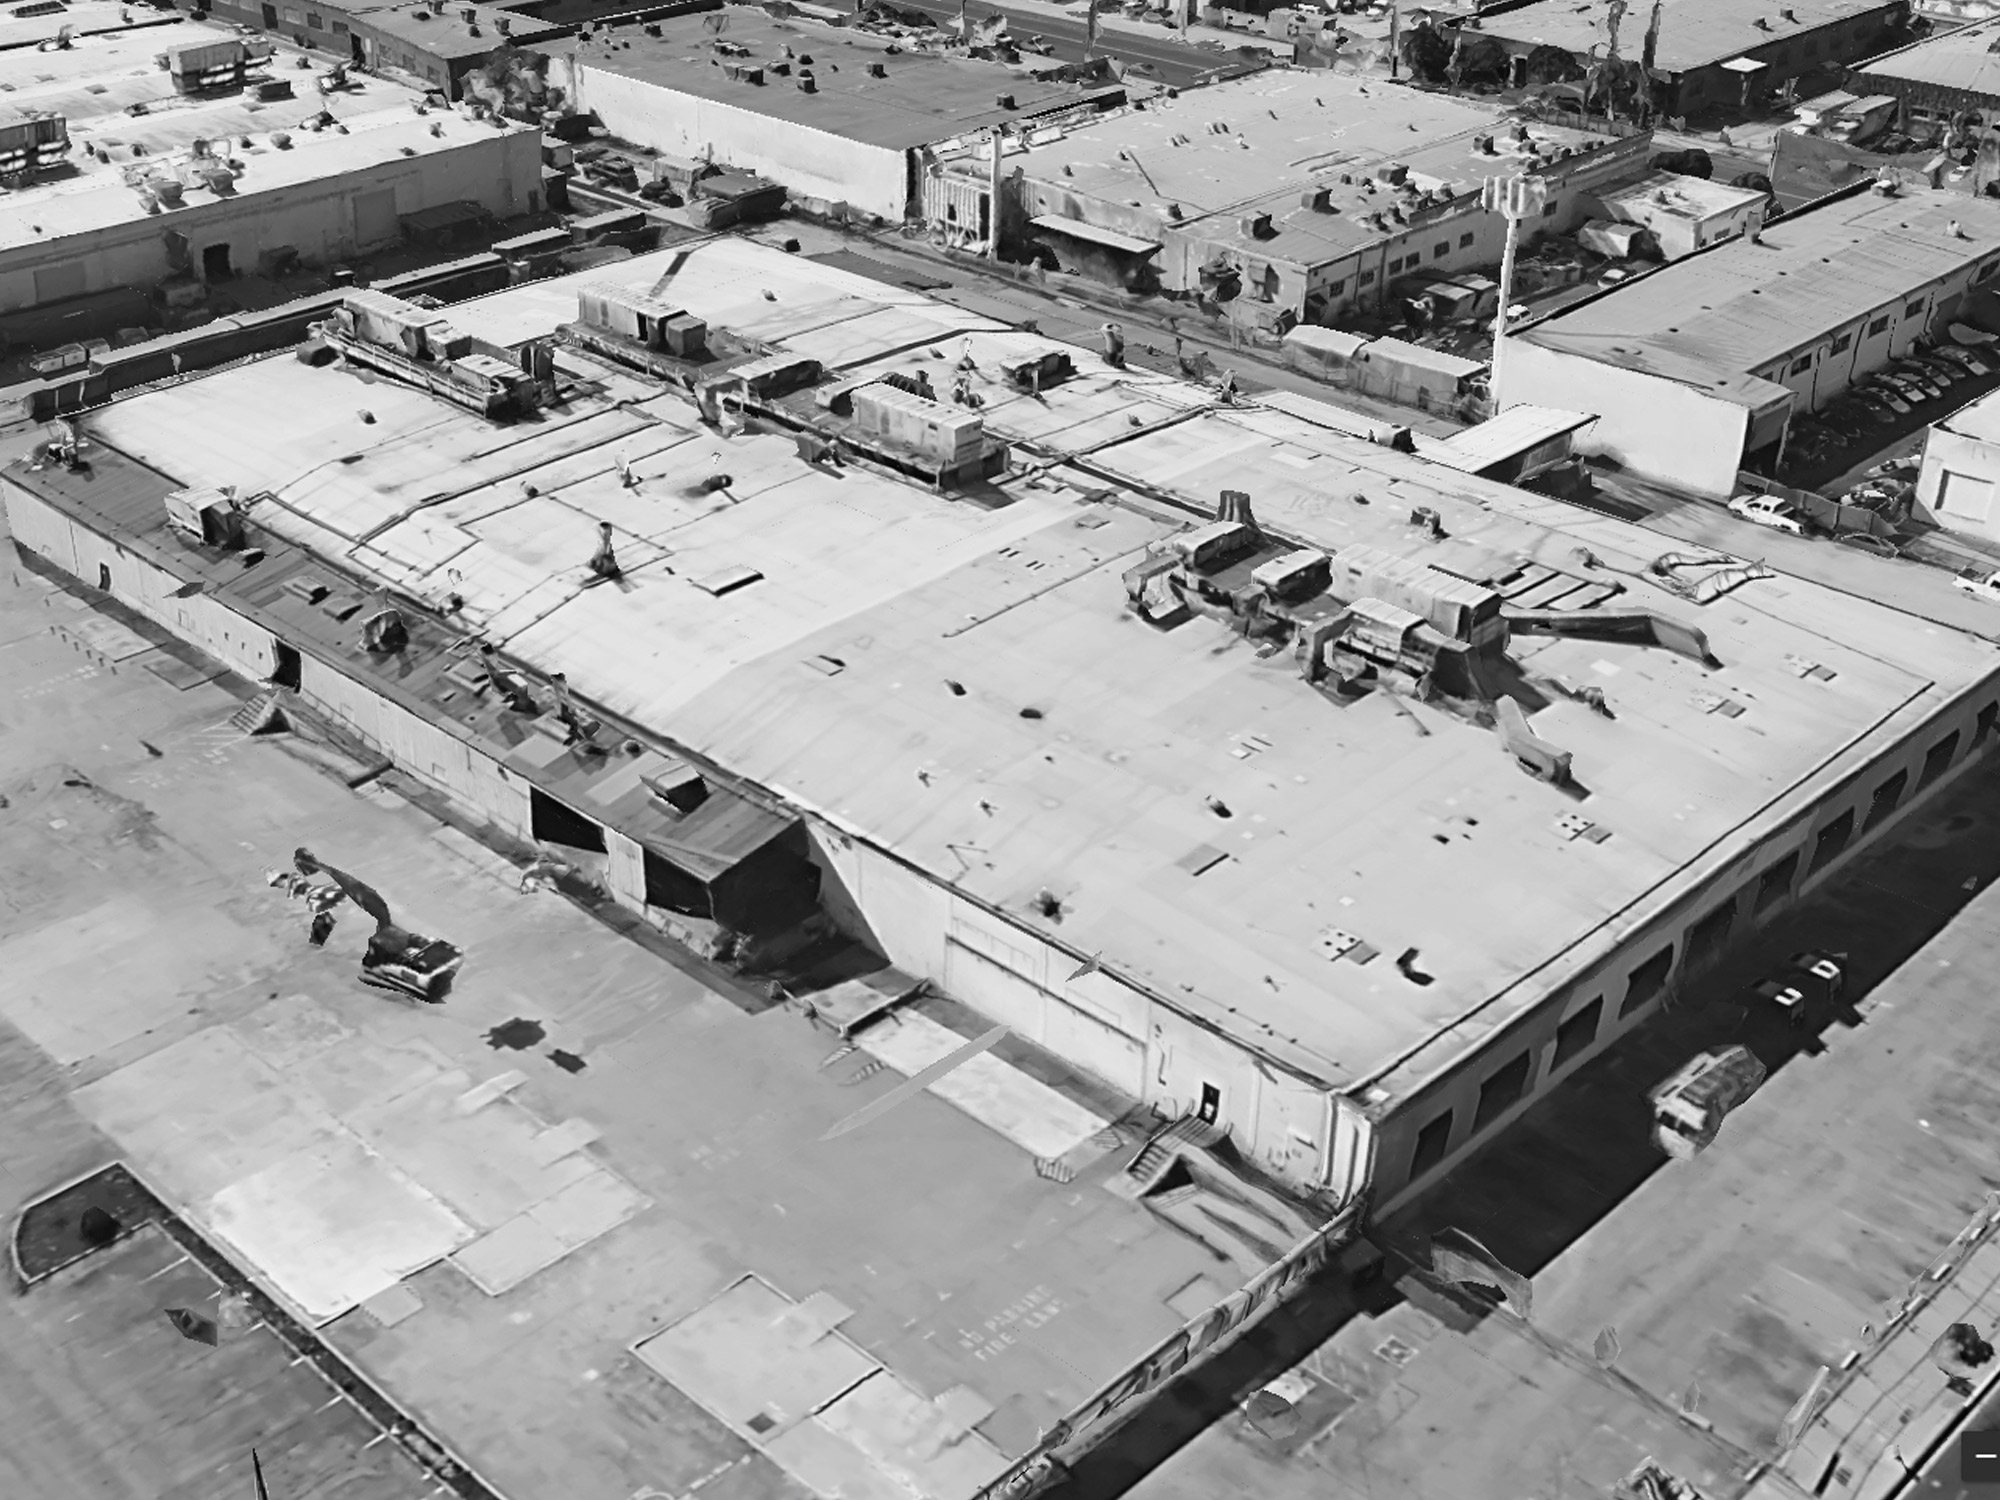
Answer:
[
  {"xmin": 96, "ymin": 563, "xmax": 111, "ymax": 592},
  {"xmin": 201, "ymin": 243, "xmax": 233, "ymax": 282},
  {"xmin": 270, "ymin": 641, "xmax": 302, "ymax": 691},
  {"xmin": 261, "ymin": 2, "xmax": 276, "ymax": 22},
  {"xmin": 1197, "ymin": 1083, "xmax": 1222, "ymax": 1125},
  {"xmin": 528, "ymin": 787, "xmax": 607, "ymax": 853},
  {"xmin": 349, "ymin": 31, "xmax": 364, "ymax": 63}
]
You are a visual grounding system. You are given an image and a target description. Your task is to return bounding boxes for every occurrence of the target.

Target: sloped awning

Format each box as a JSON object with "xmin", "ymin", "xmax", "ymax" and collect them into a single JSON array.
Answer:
[
  {"xmin": 1029, "ymin": 215, "xmax": 1162, "ymax": 256},
  {"xmin": 638, "ymin": 791, "xmax": 799, "ymax": 885}
]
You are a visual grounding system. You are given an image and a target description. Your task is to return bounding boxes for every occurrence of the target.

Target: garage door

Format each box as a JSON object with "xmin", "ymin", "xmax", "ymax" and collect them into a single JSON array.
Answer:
[
  {"xmin": 944, "ymin": 937, "xmax": 1045, "ymax": 1039},
  {"xmin": 1939, "ymin": 470, "xmax": 1996, "ymax": 524},
  {"xmin": 354, "ymin": 187, "xmax": 399, "ymax": 249},
  {"xmin": 1043, "ymin": 999, "xmax": 1145, "ymax": 1097}
]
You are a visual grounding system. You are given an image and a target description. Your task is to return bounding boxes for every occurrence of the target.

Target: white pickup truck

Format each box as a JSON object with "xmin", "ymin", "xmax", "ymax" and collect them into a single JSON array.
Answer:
[{"xmin": 1727, "ymin": 493, "xmax": 1807, "ymax": 535}]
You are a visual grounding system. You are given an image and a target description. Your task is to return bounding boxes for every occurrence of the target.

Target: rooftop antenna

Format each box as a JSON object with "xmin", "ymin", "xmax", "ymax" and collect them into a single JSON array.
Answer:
[{"xmin": 252, "ymin": 1449, "xmax": 272, "ymax": 1500}]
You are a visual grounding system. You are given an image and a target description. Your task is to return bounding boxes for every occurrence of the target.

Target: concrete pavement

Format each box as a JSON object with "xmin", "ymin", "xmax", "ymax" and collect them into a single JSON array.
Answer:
[{"xmin": 0, "ymin": 515, "xmax": 1234, "ymax": 1500}]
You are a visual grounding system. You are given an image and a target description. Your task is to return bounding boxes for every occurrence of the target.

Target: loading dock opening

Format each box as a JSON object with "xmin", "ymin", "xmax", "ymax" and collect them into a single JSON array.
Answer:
[
  {"xmin": 529, "ymin": 788, "xmax": 607, "ymax": 853},
  {"xmin": 271, "ymin": 641, "xmax": 302, "ymax": 691}
]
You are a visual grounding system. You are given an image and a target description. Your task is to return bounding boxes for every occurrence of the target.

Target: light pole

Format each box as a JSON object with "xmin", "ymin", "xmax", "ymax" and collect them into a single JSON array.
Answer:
[{"xmin": 1482, "ymin": 172, "xmax": 1549, "ymax": 416}]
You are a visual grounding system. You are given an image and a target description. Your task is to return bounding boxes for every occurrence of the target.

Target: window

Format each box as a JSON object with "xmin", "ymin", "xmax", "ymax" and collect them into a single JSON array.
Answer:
[
  {"xmin": 1684, "ymin": 900, "xmax": 1736, "ymax": 972},
  {"xmin": 1386, "ymin": 257, "xmax": 1403, "ymax": 274},
  {"xmin": 427, "ymin": 64, "xmax": 442, "ymax": 81},
  {"xmin": 1755, "ymin": 851, "xmax": 1799, "ymax": 914},
  {"xmin": 1789, "ymin": 354, "xmax": 1813, "ymax": 376},
  {"xmin": 1867, "ymin": 315, "xmax": 1890, "ymax": 337},
  {"xmin": 1472, "ymin": 1052, "xmax": 1532, "ymax": 1133},
  {"xmin": 1864, "ymin": 769, "xmax": 1908, "ymax": 831},
  {"xmin": 1921, "ymin": 731, "xmax": 1961, "ymax": 788},
  {"xmin": 1979, "ymin": 260, "xmax": 2000, "ymax": 285},
  {"xmin": 1327, "ymin": 279, "xmax": 1346, "ymax": 296},
  {"xmin": 1552, "ymin": 999, "xmax": 1601, "ymax": 1070},
  {"xmin": 96, "ymin": 563, "xmax": 111, "ymax": 591},
  {"xmin": 332, "ymin": 18, "xmax": 346, "ymax": 30},
  {"xmin": 1830, "ymin": 333, "xmax": 1852, "ymax": 355},
  {"xmin": 1542, "ymin": 199, "xmax": 1559, "ymax": 217},
  {"xmin": 1807, "ymin": 809, "xmax": 1855, "ymax": 877},
  {"xmin": 1905, "ymin": 299, "xmax": 1926, "ymax": 320},
  {"xmin": 1409, "ymin": 1112, "xmax": 1453, "ymax": 1181},
  {"xmin": 1359, "ymin": 269, "xmax": 1376, "ymax": 286},
  {"xmin": 1459, "ymin": 231, "xmax": 1475, "ymax": 248},
  {"xmin": 305, "ymin": 9, "xmax": 320, "ymax": 24},
  {"xmin": 1620, "ymin": 943, "xmax": 1676, "ymax": 1017},
  {"xmin": 1976, "ymin": 702, "xmax": 1999, "ymax": 748},
  {"xmin": 1433, "ymin": 240, "xmax": 1450, "ymax": 258}
]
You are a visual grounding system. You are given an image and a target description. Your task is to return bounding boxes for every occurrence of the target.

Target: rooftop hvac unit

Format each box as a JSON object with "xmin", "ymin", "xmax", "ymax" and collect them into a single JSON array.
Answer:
[
  {"xmin": 153, "ymin": 177, "xmax": 185, "ymax": 205},
  {"xmin": 1301, "ymin": 185, "xmax": 1331, "ymax": 212},
  {"xmin": 641, "ymin": 761, "xmax": 710, "ymax": 816},
  {"xmin": 1243, "ymin": 211, "xmax": 1274, "ymax": 239},
  {"xmin": 1170, "ymin": 520, "xmax": 1256, "ymax": 571},
  {"xmin": 867, "ymin": 61, "xmax": 887, "ymax": 77},
  {"xmin": 995, "ymin": 92, "xmax": 1015, "ymax": 109},
  {"xmin": 1251, "ymin": 548, "xmax": 1331, "ymax": 601},
  {"xmin": 164, "ymin": 486, "xmax": 245, "ymax": 549}
]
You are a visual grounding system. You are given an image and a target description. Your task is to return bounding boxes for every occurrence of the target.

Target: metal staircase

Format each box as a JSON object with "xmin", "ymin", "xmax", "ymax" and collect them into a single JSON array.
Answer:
[{"xmin": 1125, "ymin": 1113, "xmax": 1230, "ymax": 1194}]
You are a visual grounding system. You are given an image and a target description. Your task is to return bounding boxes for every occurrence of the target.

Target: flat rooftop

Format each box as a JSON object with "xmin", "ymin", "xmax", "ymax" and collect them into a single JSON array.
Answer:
[
  {"xmin": 1012, "ymin": 71, "xmax": 1618, "ymax": 265},
  {"xmin": 1853, "ymin": 12, "xmax": 2000, "ymax": 93},
  {"xmin": 1595, "ymin": 167, "xmax": 1769, "ymax": 221},
  {"xmin": 1517, "ymin": 185, "xmax": 2000, "ymax": 391},
  {"xmin": 1476, "ymin": 0, "xmax": 1897, "ymax": 75},
  {"xmin": 349, "ymin": 0, "xmax": 570, "ymax": 60},
  {"xmin": 0, "ymin": 20, "xmax": 503, "ymax": 252},
  {"xmin": 1936, "ymin": 382, "xmax": 2000, "ymax": 444},
  {"xmin": 0, "ymin": 0, "xmax": 172, "ymax": 48},
  {"xmin": 41, "ymin": 240, "xmax": 2000, "ymax": 1107},
  {"xmin": 569, "ymin": 7, "xmax": 1120, "ymax": 151}
]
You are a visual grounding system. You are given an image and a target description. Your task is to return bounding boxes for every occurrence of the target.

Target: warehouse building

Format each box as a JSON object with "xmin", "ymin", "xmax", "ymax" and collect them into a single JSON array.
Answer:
[
  {"xmin": 1473, "ymin": 0, "xmax": 1916, "ymax": 117},
  {"xmin": 172, "ymin": 0, "xmax": 571, "ymax": 98},
  {"xmin": 1001, "ymin": 70, "xmax": 1655, "ymax": 331},
  {"xmin": 0, "ymin": 18, "xmax": 543, "ymax": 320},
  {"xmin": 553, "ymin": 8, "xmax": 1122, "ymax": 223},
  {"xmin": 1848, "ymin": 14, "xmax": 2000, "ymax": 131},
  {"xmin": 11, "ymin": 239, "xmax": 2000, "ymax": 1303},
  {"xmin": 1915, "ymin": 385, "xmax": 2000, "ymax": 543},
  {"xmin": 1500, "ymin": 181, "xmax": 2000, "ymax": 496}
]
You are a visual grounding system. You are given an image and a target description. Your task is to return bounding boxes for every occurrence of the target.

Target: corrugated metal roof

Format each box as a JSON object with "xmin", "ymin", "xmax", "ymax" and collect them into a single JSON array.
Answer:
[
  {"xmin": 45, "ymin": 236, "xmax": 2000, "ymax": 1099},
  {"xmin": 1854, "ymin": 14, "xmax": 2000, "ymax": 95},
  {"xmin": 1426, "ymin": 405, "xmax": 1597, "ymax": 472},
  {"xmin": 1519, "ymin": 188, "xmax": 2000, "ymax": 386}
]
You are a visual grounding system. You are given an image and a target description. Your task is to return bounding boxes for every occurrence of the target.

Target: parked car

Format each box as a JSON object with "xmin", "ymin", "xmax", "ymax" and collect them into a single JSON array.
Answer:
[
  {"xmin": 1879, "ymin": 369, "xmax": 1943, "ymax": 402},
  {"xmin": 1728, "ymin": 494, "xmax": 1808, "ymax": 534},
  {"xmin": 1903, "ymin": 355, "xmax": 1965, "ymax": 386},
  {"xmin": 1846, "ymin": 392, "xmax": 1901, "ymax": 424},
  {"xmin": 1856, "ymin": 381, "xmax": 1912, "ymax": 414},
  {"xmin": 1934, "ymin": 344, "xmax": 1998, "ymax": 376},
  {"xmin": 1892, "ymin": 362, "xmax": 1951, "ymax": 396},
  {"xmin": 1836, "ymin": 532, "xmax": 1900, "ymax": 558},
  {"xmin": 1888, "ymin": 358, "xmax": 1952, "ymax": 390},
  {"xmin": 1748, "ymin": 951, "xmax": 1847, "ymax": 1028},
  {"xmin": 1956, "ymin": 568, "xmax": 2000, "ymax": 603}
]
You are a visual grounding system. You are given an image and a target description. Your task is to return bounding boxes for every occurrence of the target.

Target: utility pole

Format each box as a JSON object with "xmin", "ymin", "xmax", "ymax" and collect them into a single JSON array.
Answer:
[
  {"xmin": 1482, "ymin": 172, "xmax": 1549, "ymax": 416},
  {"xmin": 1388, "ymin": 0, "xmax": 1400, "ymax": 78},
  {"xmin": 988, "ymin": 126, "xmax": 1003, "ymax": 259}
]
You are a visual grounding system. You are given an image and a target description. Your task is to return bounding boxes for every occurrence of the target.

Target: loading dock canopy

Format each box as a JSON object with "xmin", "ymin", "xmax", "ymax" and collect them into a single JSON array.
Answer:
[
  {"xmin": 1029, "ymin": 215, "xmax": 1162, "ymax": 256},
  {"xmin": 639, "ymin": 793, "xmax": 799, "ymax": 884}
]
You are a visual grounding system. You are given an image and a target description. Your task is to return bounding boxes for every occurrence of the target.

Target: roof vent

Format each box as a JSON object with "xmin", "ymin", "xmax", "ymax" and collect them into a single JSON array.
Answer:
[
  {"xmin": 1166, "ymin": 202, "xmax": 1183, "ymax": 219},
  {"xmin": 460, "ymin": 4, "xmax": 475, "ymax": 18},
  {"xmin": 996, "ymin": 92, "xmax": 1015, "ymax": 108},
  {"xmin": 867, "ymin": 60, "xmax": 886, "ymax": 77},
  {"xmin": 798, "ymin": 70, "xmax": 816, "ymax": 91},
  {"xmin": 1243, "ymin": 210, "xmax": 1274, "ymax": 239},
  {"xmin": 1302, "ymin": 185, "xmax": 1331, "ymax": 211},
  {"xmin": 494, "ymin": 13, "xmax": 507, "ymax": 31}
]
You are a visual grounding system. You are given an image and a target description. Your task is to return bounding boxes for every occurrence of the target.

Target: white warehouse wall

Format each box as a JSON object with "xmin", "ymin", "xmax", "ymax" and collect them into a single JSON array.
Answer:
[
  {"xmin": 569, "ymin": 63, "xmax": 912, "ymax": 220},
  {"xmin": 1499, "ymin": 334, "xmax": 1754, "ymax": 498},
  {"xmin": 0, "ymin": 126, "xmax": 541, "ymax": 312}
]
